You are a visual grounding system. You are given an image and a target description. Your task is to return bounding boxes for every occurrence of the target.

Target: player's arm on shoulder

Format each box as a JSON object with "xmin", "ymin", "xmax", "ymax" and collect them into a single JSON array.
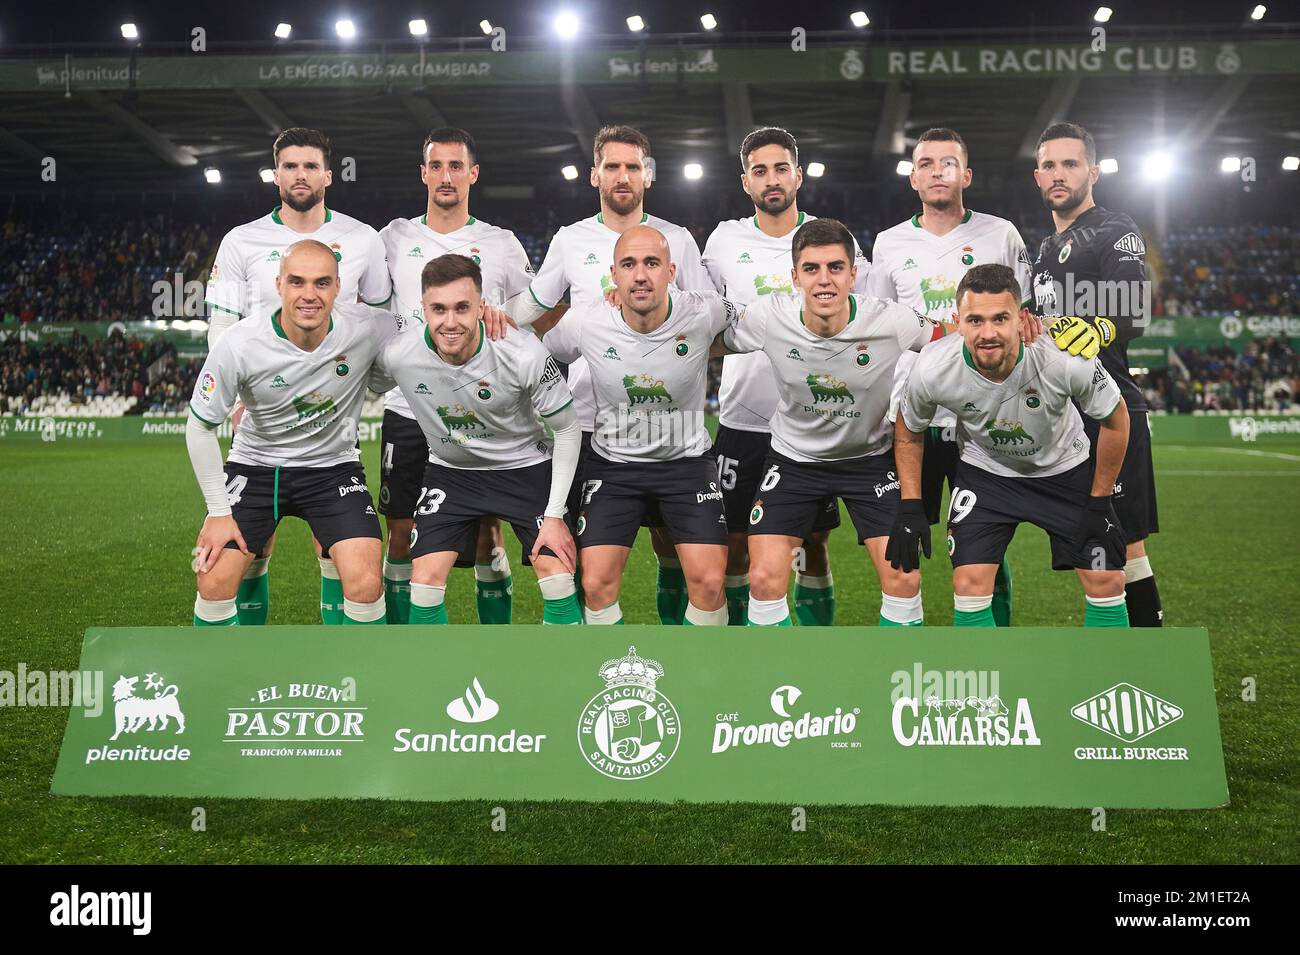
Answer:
[
  {"xmin": 896, "ymin": 301, "xmax": 947, "ymax": 351},
  {"xmin": 719, "ymin": 294, "xmax": 768, "ymax": 355},
  {"xmin": 539, "ymin": 304, "xmax": 580, "ymax": 363},
  {"xmin": 367, "ymin": 338, "xmax": 397, "ymax": 395},
  {"xmin": 508, "ymin": 230, "xmax": 568, "ymax": 328},
  {"xmin": 359, "ymin": 227, "xmax": 393, "ymax": 307}
]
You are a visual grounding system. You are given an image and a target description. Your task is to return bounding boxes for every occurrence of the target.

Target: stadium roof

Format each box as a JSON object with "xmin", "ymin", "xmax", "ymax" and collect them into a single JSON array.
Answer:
[{"xmin": 1, "ymin": 1, "xmax": 1298, "ymax": 199}]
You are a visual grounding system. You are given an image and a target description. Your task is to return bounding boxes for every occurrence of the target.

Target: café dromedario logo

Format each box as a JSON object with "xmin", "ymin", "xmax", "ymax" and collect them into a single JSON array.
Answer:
[{"xmin": 578, "ymin": 646, "xmax": 680, "ymax": 779}]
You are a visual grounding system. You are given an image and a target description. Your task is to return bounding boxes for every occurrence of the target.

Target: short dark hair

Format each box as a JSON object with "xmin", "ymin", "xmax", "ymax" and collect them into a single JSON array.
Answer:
[
  {"xmin": 593, "ymin": 125, "xmax": 651, "ymax": 166},
  {"xmin": 1036, "ymin": 121, "xmax": 1096, "ymax": 166},
  {"xmin": 740, "ymin": 126, "xmax": 799, "ymax": 170},
  {"xmin": 421, "ymin": 254, "xmax": 482, "ymax": 295},
  {"xmin": 915, "ymin": 127, "xmax": 967, "ymax": 163},
  {"xmin": 791, "ymin": 218, "xmax": 856, "ymax": 267},
  {"xmin": 422, "ymin": 127, "xmax": 478, "ymax": 165},
  {"xmin": 956, "ymin": 263, "xmax": 1021, "ymax": 309},
  {"xmin": 273, "ymin": 128, "xmax": 331, "ymax": 167}
]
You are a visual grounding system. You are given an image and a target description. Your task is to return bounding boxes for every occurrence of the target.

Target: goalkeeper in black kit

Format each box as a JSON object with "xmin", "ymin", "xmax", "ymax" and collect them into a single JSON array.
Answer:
[{"xmin": 1029, "ymin": 122, "xmax": 1162, "ymax": 626}]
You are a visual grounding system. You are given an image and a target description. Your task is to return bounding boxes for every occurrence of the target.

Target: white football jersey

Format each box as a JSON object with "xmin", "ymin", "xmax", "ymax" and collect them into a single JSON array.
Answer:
[
  {"xmin": 869, "ymin": 210, "xmax": 1032, "ymax": 428},
  {"xmin": 528, "ymin": 212, "xmax": 712, "ymax": 431},
  {"xmin": 723, "ymin": 293, "xmax": 939, "ymax": 463},
  {"xmin": 379, "ymin": 214, "xmax": 533, "ymax": 420},
  {"xmin": 543, "ymin": 291, "xmax": 736, "ymax": 463},
  {"xmin": 190, "ymin": 302, "xmax": 396, "ymax": 468},
  {"xmin": 205, "ymin": 206, "xmax": 391, "ymax": 323},
  {"xmin": 900, "ymin": 335, "xmax": 1123, "ymax": 479},
  {"xmin": 703, "ymin": 213, "xmax": 870, "ymax": 432},
  {"xmin": 370, "ymin": 322, "xmax": 571, "ymax": 470}
]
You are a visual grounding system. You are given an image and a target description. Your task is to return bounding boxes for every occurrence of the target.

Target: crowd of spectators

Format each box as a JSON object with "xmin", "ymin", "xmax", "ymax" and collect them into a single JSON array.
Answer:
[
  {"xmin": 1160, "ymin": 226, "xmax": 1300, "ymax": 318},
  {"xmin": 1140, "ymin": 336, "xmax": 1300, "ymax": 413},
  {"xmin": 0, "ymin": 331, "xmax": 202, "ymax": 416}
]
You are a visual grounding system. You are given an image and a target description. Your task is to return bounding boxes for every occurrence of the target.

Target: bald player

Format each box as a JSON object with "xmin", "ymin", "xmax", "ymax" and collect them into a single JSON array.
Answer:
[{"xmin": 187, "ymin": 240, "xmax": 396, "ymax": 626}]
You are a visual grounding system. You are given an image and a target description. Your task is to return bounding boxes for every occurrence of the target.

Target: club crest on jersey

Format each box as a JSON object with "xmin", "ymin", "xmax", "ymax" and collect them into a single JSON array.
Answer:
[
  {"xmin": 807, "ymin": 373, "xmax": 854, "ymax": 404},
  {"xmin": 1024, "ymin": 387, "xmax": 1041, "ymax": 409},
  {"xmin": 1058, "ymin": 239, "xmax": 1073, "ymax": 264},
  {"xmin": 961, "ymin": 246, "xmax": 975, "ymax": 266},
  {"xmin": 674, "ymin": 335, "xmax": 689, "ymax": 357},
  {"xmin": 437, "ymin": 403, "xmax": 484, "ymax": 431},
  {"xmin": 329, "ymin": 243, "xmax": 343, "ymax": 261},
  {"xmin": 476, "ymin": 382, "xmax": 492, "ymax": 401},
  {"xmin": 855, "ymin": 344, "xmax": 871, "ymax": 366},
  {"xmin": 334, "ymin": 354, "xmax": 349, "ymax": 377},
  {"xmin": 470, "ymin": 247, "xmax": 482, "ymax": 265},
  {"xmin": 749, "ymin": 500, "xmax": 764, "ymax": 525},
  {"xmin": 623, "ymin": 374, "xmax": 672, "ymax": 405},
  {"xmin": 947, "ymin": 533, "xmax": 955, "ymax": 556}
]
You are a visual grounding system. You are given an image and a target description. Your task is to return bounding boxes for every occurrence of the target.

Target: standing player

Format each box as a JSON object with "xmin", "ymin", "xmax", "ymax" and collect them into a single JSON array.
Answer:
[
  {"xmin": 869, "ymin": 127, "xmax": 1035, "ymax": 626},
  {"xmin": 188, "ymin": 241, "xmax": 392, "ymax": 626},
  {"xmin": 204, "ymin": 127, "xmax": 391, "ymax": 625},
  {"xmin": 368, "ymin": 255, "xmax": 582, "ymax": 625},
  {"xmin": 720, "ymin": 219, "xmax": 946, "ymax": 627},
  {"xmin": 703, "ymin": 127, "xmax": 870, "ymax": 627},
  {"xmin": 377, "ymin": 128, "xmax": 535, "ymax": 625},
  {"xmin": 1031, "ymin": 122, "xmax": 1162, "ymax": 626},
  {"xmin": 890, "ymin": 264, "xmax": 1131, "ymax": 627},
  {"xmin": 540, "ymin": 226, "xmax": 732, "ymax": 626},
  {"xmin": 506, "ymin": 125, "xmax": 714, "ymax": 624}
]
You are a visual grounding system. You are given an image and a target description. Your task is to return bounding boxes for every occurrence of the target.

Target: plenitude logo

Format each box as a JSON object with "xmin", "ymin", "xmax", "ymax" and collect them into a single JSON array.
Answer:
[
  {"xmin": 889, "ymin": 663, "xmax": 1040, "ymax": 747},
  {"xmin": 84, "ymin": 672, "xmax": 191, "ymax": 766},
  {"xmin": 393, "ymin": 677, "xmax": 546, "ymax": 754},
  {"xmin": 225, "ymin": 681, "xmax": 365, "ymax": 758},
  {"xmin": 712, "ymin": 684, "xmax": 860, "ymax": 753}
]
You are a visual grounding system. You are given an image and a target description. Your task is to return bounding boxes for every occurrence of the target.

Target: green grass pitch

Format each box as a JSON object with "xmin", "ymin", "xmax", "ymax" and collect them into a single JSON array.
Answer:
[{"xmin": 1, "ymin": 428, "xmax": 1297, "ymax": 863}]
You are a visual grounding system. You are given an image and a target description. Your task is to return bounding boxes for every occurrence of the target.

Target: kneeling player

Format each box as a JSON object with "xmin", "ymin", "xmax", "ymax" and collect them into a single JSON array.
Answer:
[
  {"xmin": 720, "ymin": 219, "xmax": 947, "ymax": 627},
  {"xmin": 889, "ymin": 264, "xmax": 1131, "ymax": 626},
  {"xmin": 368, "ymin": 254, "xmax": 583, "ymax": 624},
  {"xmin": 542, "ymin": 226, "xmax": 733, "ymax": 625},
  {"xmin": 188, "ymin": 240, "xmax": 393, "ymax": 625}
]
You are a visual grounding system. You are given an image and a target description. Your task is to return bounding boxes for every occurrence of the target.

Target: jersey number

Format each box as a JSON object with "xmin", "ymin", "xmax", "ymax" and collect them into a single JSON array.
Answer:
[
  {"xmin": 759, "ymin": 465, "xmax": 782, "ymax": 492},
  {"xmin": 415, "ymin": 487, "xmax": 447, "ymax": 516},
  {"xmin": 580, "ymin": 480, "xmax": 603, "ymax": 506},
  {"xmin": 225, "ymin": 475, "xmax": 249, "ymax": 506},
  {"xmin": 381, "ymin": 442, "xmax": 395, "ymax": 473},
  {"xmin": 948, "ymin": 487, "xmax": 977, "ymax": 524},
  {"xmin": 716, "ymin": 456, "xmax": 739, "ymax": 491}
]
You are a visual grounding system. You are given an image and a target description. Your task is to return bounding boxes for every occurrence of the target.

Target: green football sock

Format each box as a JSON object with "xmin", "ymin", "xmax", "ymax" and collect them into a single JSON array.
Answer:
[
  {"xmin": 383, "ymin": 558, "xmax": 412, "ymax": 625},
  {"xmin": 542, "ymin": 594, "xmax": 584, "ymax": 624},
  {"xmin": 234, "ymin": 557, "xmax": 269, "ymax": 625},
  {"xmin": 319, "ymin": 557, "xmax": 344, "ymax": 625},
  {"xmin": 954, "ymin": 595, "xmax": 996, "ymax": 627},
  {"xmin": 724, "ymin": 574, "xmax": 750, "ymax": 627},
  {"xmin": 794, "ymin": 573, "xmax": 836, "ymax": 626},
  {"xmin": 656, "ymin": 558, "xmax": 688, "ymax": 625},
  {"xmin": 410, "ymin": 583, "xmax": 449, "ymax": 625},
  {"xmin": 193, "ymin": 614, "xmax": 239, "ymax": 627},
  {"xmin": 1084, "ymin": 596, "xmax": 1130, "ymax": 628},
  {"xmin": 193, "ymin": 595, "xmax": 238, "ymax": 627},
  {"xmin": 475, "ymin": 563, "xmax": 513, "ymax": 625},
  {"xmin": 992, "ymin": 558, "xmax": 1013, "ymax": 627}
]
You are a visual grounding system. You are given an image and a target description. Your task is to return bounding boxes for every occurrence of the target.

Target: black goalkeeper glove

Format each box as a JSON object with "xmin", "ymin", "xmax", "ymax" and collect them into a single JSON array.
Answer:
[
  {"xmin": 885, "ymin": 499, "xmax": 931, "ymax": 573},
  {"xmin": 1046, "ymin": 315, "xmax": 1117, "ymax": 359},
  {"xmin": 1077, "ymin": 495, "xmax": 1127, "ymax": 569}
]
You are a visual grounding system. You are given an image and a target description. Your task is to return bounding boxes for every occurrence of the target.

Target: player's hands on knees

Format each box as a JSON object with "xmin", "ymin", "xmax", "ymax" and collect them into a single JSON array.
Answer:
[
  {"xmin": 885, "ymin": 499, "xmax": 931, "ymax": 573},
  {"xmin": 531, "ymin": 516, "xmax": 577, "ymax": 574},
  {"xmin": 481, "ymin": 305, "xmax": 517, "ymax": 340},
  {"xmin": 1077, "ymin": 495, "xmax": 1126, "ymax": 569},
  {"xmin": 193, "ymin": 515, "xmax": 249, "ymax": 574}
]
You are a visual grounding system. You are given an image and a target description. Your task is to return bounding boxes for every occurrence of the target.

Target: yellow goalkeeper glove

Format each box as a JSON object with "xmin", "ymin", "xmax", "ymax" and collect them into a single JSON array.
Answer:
[{"xmin": 1046, "ymin": 315, "xmax": 1117, "ymax": 359}]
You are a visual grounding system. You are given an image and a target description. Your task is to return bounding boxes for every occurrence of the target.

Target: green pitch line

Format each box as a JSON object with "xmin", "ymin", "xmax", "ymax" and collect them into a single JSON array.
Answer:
[{"xmin": 0, "ymin": 437, "xmax": 1296, "ymax": 863}]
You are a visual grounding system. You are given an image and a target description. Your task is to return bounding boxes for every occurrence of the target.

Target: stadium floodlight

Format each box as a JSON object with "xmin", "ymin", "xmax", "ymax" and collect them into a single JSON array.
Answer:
[
  {"xmin": 627, "ymin": 15, "xmax": 645, "ymax": 32},
  {"xmin": 806, "ymin": 162, "xmax": 826, "ymax": 178},
  {"xmin": 1142, "ymin": 152, "xmax": 1172, "ymax": 181},
  {"xmin": 1282, "ymin": 156, "xmax": 1299, "ymax": 171},
  {"xmin": 561, "ymin": 164, "xmax": 580, "ymax": 180},
  {"xmin": 850, "ymin": 11, "xmax": 870, "ymax": 28},
  {"xmin": 479, "ymin": 19, "xmax": 493, "ymax": 34},
  {"xmin": 700, "ymin": 13, "xmax": 718, "ymax": 30},
  {"xmin": 259, "ymin": 168, "xmax": 275, "ymax": 183},
  {"xmin": 1093, "ymin": 7, "xmax": 1112, "ymax": 22},
  {"xmin": 408, "ymin": 19, "xmax": 428, "ymax": 37},
  {"xmin": 1250, "ymin": 5, "xmax": 1267, "ymax": 20},
  {"xmin": 684, "ymin": 162, "xmax": 704, "ymax": 180},
  {"xmin": 896, "ymin": 159, "xmax": 913, "ymax": 175},
  {"xmin": 273, "ymin": 22, "xmax": 292, "ymax": 39},
  {"xmin": 334, "ymin": 19, "xmax": 356, "ymax": 39},
  {"xmin": 120, "ymin": 23, "xmax": 139, "ymax": 40},
  {"xmin": 553, "ymin": 11, "xmax": 580, "ymax": 39},
  {"xmin": 1220, "ymin": 156, "xmax": 1242, "ymax": 173},
  {"xmin": 204, "ymin": 167, "xmax": 222, "ymax": 185},
  {"xmin": 1099, "ymin": 157, "xmax": 1119, "ymax": 174}
]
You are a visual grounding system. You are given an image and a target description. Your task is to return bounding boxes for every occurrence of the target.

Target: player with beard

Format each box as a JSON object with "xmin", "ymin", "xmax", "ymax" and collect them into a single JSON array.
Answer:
[
  {"xmin": 505, "ymin": 125, "xmax": 713, "ymax": 624},
  {"xmin": 376, "ymin": 129, "xmax": 534, "ymax": 625},
  {"xmin": 702, "ymin": 127, "xmax": 870, "ymax": 626},
  {"xmin": 1030, "ymin": 122, "xmax": 1162, "ymax": 627},
  {"xmin": 868, "ymin": 127, "xmax": 1036, "ymax": 627},
  {"xmin": 204, "ymin": 128, "xmax": 390, "ymax": 625}
]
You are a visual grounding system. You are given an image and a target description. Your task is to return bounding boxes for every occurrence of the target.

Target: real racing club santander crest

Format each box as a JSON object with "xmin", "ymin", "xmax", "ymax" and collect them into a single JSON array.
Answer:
[{"xmin": 578, "ymin": 646, "xmax": 680, "ymax": 780}]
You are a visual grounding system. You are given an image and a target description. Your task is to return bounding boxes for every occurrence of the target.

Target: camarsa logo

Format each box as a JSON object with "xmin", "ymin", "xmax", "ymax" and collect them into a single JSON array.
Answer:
[
  {"xmin": 578, "ymin": 646, "xmax": 679, "ymax": 780},
  {"xmin": 890, "ymin": 663, "xmax": 1040, "ymax": 748}
]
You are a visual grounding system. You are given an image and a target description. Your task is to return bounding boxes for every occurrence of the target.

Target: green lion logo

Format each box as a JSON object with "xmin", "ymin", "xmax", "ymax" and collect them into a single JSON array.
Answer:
[
  {"xmin": 623, "ymin": 374, "xmax": 672, "ymax": 405},
  {"xmin": 806, "ymin": 373, "xmax": 854, "ymax": 404},
  {"xmin": 292, "ymin": 392, "xmax": 336, "ymax": 421},
  {"xmin": 437, "ymin": 404, "xmax": 485, "ymax": 431},
  {"xmin": 919, "ymin": 277, "xmax": 956, "ymax": 313},
  {"xmin": 986, "ymin": 420, "xmax": 1034, "ymax": 446}
]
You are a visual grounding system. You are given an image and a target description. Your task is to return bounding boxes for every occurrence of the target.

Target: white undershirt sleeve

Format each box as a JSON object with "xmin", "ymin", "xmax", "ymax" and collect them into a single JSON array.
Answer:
[
  {"xmin": 504, "ymin": 289, "xmax": 550, "ymax": 328},
  {"xmin": 544, "ymin": 404, "xmax": 580, "ymax": 519},
  {"xmin": 186, "ymin": 414, "xmax": 231, "ymax": 517},
  {"xmin": 207, "ymin": 310, "xmax": 239, "ymax": 350}
]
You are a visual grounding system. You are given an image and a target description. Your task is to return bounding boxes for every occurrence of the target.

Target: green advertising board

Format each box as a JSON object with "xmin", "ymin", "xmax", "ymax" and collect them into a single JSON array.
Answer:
[{"xmin": 51, "ymin": 626, "xmax": 1228, "ymax": 808}]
